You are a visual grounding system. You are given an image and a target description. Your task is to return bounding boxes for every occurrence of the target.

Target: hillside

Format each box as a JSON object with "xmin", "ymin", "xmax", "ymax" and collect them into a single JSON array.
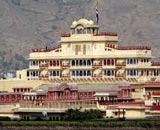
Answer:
[{"xmin": 0, "ymin": 0, "xmax": 160, "ymax": 73}]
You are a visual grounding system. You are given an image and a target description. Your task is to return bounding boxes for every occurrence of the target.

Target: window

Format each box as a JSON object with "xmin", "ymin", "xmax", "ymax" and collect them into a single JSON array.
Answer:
[
  {"xmin": 72, "ymin": 60, "xmax": 75, "ymax": 66},
  {"xmin": 72, "ymin": 71, "xmax": 75, "ymax": 76},
  {"xmin": 111, "ymin": 59, "xmax": 114, "ymax": 65},
  {"xmin": 83, "ymin": 60, "xmax": 86, "ymax": 66},
  {"xmin": 79, "ymin": 60, "xmax": 83, "ymax": 66},
  {"xmin": 87, "ymin": 60, "xmax": 91, "ymax": 66},
  {"xmin": 80, "ymin": 71, "xmax": 83, "ymax": 76},
  {"xmin": 107, "ymin": 70, "xmax": 111, "ymax": 76},
  {"xmin": 87, "ymin": 71, "xmax": 91, "ymax": 76},
  {"xmin": 104, "ymin": 60, "xmax": 106, "ymax": 65},
  {"xmin": 107, "ymin": 60, "xmax": 110, "ymax": 65},
  {"xmin": 53, "ymin": 71, "xmax": 56, "ymax": 76}
]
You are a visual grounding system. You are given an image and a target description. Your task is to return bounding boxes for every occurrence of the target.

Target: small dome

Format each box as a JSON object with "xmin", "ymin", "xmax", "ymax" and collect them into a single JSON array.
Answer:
[
  {"xmin": 70, "ymin": 18, "xmax": 97, "ymax": 28},
  {"xmin": 77, "ymin": 19, "xmax": 94, "ymax": 26}
]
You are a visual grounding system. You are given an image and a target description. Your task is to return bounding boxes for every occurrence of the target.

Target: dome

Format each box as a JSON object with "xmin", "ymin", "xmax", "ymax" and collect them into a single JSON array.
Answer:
[
  {"xmin": 70, "ymin": 18, "xmax": 97, "ymax": 28},
  {"xmin": 77, "ymin": 18, "xmax": 94, "ymax": 26},
  {"xmin": 78, "ymin": 19, "xmax": 91, "ymax": 24}
]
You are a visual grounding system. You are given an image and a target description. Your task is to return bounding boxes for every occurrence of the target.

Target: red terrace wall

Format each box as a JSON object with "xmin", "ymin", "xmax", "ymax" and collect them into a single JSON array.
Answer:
[
  {"xmin": 46, "ymin": 91, "xmax": 95, "ymax": 101},
  {"xmin": 0, "ymin": 89, "xmax": 95, "ymax": 104},
  {"xmin": 47, "ymin": 91, "xmax": 79, "ymax": 101},
  {"xmin": 78, "ymin": 92, "xmax": 95, "ymax": 100},
  {"xmin": 0, "ymin": 93, "xmax": 22, "ymax": 104}
]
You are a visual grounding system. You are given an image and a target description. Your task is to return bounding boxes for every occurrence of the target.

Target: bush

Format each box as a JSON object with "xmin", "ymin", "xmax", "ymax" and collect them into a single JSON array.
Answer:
[
  {"xmin": 65, "ymin": 109, "xmax": 103, "ymax": 121},
  {"xmin": 0, "ymin": 117, "xmax": 11, "ymax": 121}
]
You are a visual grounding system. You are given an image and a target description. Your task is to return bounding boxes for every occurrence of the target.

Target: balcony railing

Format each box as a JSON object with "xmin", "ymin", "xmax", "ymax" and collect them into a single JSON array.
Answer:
[
  {"xmin": 61, "ymin": 33, "xmax": 71, "ymax": 37},
  {"xmin": 61, "ymin": 64, "xmax": 70, "ymax": 68},
  {"xmin": 151, "ymin": 105, "xmax": 160, "ymax": 111},
  {"xmin": 32, "ymin": 45, "xmax": 61, "ymax": 52},
  {"xmin": 40, "ymin": 75, "xmax": 49, "ymax": 79},
  {"xmin": 92, "ymin": 64, "xmax": 102, "ymax": 68},
  {"xmin": 116, "ymin": 74, "xmax": 125, "ymax": 77},
  {"xmin": 152, "ymin": 92, "xmax": 160, "ymax": 96},
  {"xmin": 39, "ymin": 63, "xmax": 48, "ymax": 68},
  {"xmin": 117, "ymin": 46, "xmax": 151, "ymax": 50},
  {"xmin": 94, "ymin": 32, "xmax": 118, "ymax": 36},
  {"xmin": 61, "ymin": 74, "xmax": 70, "ymax": 78},
  {"xmin": 116, "ymin": 62, "xmax": 126, "ymax": 66},
  {"xmin": 92, "ymin": 75, "xmax": 103, "ymax": 78},
  {"xmin": 151, "ymin": 62, "xmax": 160, "ymax": 66}
]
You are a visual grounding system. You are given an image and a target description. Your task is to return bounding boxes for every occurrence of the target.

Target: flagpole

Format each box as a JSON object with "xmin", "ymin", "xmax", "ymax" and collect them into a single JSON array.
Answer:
[{"xmin": 96, "ymin": 0, "xmax": 99, "ymax": 25}]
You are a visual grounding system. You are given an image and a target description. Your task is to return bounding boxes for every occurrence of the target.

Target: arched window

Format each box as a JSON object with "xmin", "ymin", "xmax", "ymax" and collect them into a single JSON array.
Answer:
[
  {"xmin": 57, "ymin": 71, "xmax": 60, "ymax": 76},
  {"xmin": 76, "ymin": 71, "xmax": 79, "ymax": 76},
  {"xmin": 87, "ymin": 60, "xmax": 91, "ymax": 66},
  {"xmin": 84, "ymin": 71, "xmax": 86, "ymax": 76},
  {"xmin": 130, "ymin": 70, "xmax": 133, "ymax": 76},
  {"xmin": 57, "ymin": 60, "xmax": 59, "ymax": 66},
  {"xmin": 72, "ymin": 71, "xmax": 75, "ymax": 76},
  {"xmin": 107, "ymin": 70, "xmax": 111, "ymax": 76},
  {"xmin": 77, "ymin": 28, "xmax": 84, "ymax": 34},
  {"xmin": 80, "ymin": 71, "xmax": 83, "ymax": 76},
  {"xmin": 53, "ymin": 61, "xmax": 56, "ymax": 66},
  {"xmin": 107, "ymin": 59, "xmax": 110, "ymax": 65},
  {"xmin": 53, "ymin": 71, "xmax": 56, "ymax": 76},
  {"xmin": 72, "ymin": 60, "xmax": 75, "ymax": 66},
  {"xmin": 80, "ymin": 60, "xmax": 83, "ymax": 66},
  {"xmin": 33, "ymin": 61, "xmax": 36, "ymax": 66},
  {"xmin": 104, "ymin": 60, "xmax": 106, "ymax": 66},
  {"xmin": 36, "ymin": 71, "xmax": 38, "ymax": 76},
  {"xmin": 141, "ymin": 70, "xmax": 144, "ymax": 76},
  {"xmin": 111, "ymin": 59, "xmax": 114, "ymax": 65},
  {"xmin": 83, "ymin": 60, "xmax": 86, "ymax": 66},
  {"xmin": 87, "ymin": 71, "xmax": 91, "ymax": 76},
  {"xmin": 76, "ymin": 60, "xmax": 79, "ymax": 66},
  {"xmin": 50, "ymin": 71, "xmax": 52, "ymax": 76},
  {"xmin": 112, "ymin": 70, "xmax": 114, "ymax": 76}
]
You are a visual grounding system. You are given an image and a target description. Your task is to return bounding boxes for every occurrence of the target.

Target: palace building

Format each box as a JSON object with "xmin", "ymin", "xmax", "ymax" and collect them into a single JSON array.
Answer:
[
  {"xmin": 16, "ymin": 18, "xmax": 160, "ymax": 84},
  {"xmin": 0, "ymin": 18, "xmax": 160, "ymax": 120}
]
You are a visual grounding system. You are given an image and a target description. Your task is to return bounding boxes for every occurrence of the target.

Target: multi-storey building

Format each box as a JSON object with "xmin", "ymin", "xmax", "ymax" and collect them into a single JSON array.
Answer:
[
  {"xmin": 0, "ymin": 18, "xmax": 160, "ymax": 120},
  {"xmin": 16, "ymin": 18, "xmax": 160, "ymax": 83}
]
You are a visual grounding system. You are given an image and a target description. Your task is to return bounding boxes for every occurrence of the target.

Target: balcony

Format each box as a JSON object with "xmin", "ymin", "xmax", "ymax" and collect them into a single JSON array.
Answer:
[
  {"xmin": 116, "ymin": 62, "xmax": 126, "ymax": 66},
  {"xmin": 117, "ymin": 46, "xmax": 151, "ymax": 50},
  {"xmin": 39, "ymin": 63, "xmax": 48, "ymax": 69},
  {"xmin": 32, "ymin": 44, "xmax": 61, "ymax": 52},
  {"xmin": 61, "ymin": 64, "xmax": 70, "ymax": 68},
  {"xmin": 61, "ymin": 74, "xmax": 70, "ymax": 78},
  {"xmin": 40, "ymin": 74, "xmax": 49, "ymax": 80},
  {"xmin": 61, "ymin": 33, "xmax": 71, "ymax": 37},
  {"xmin": 92, "ymin": 64, "xmax": 102, "ymax": 68},
  {"xmin": 151, "ymin": 105, "xmax": 160, "ymax": 111},
  {"xmin": 94, "ymin": 32, "xmax": 118, "ymax": 36},
  {"xmin": 116, "ymin": 74, "xmax": 125, "ymax": 78},
  {"xmin": 152, "ymin": 92, "xmax": 160, "ymax": 97}
]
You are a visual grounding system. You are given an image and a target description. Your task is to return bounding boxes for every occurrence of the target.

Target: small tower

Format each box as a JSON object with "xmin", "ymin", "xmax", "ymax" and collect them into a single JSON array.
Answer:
[{"xmin": 70, "ymin": 19, "xmax": 99, "ymax": 35}]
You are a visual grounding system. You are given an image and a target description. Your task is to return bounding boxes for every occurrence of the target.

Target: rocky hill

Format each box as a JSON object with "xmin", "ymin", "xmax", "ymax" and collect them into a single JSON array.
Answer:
[{"xmin": 0, "ymin": 0, "xmax": 160, "ymax": 73}]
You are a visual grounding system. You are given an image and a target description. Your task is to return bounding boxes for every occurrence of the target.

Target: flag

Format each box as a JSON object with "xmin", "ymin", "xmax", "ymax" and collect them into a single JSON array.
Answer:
[{"xmin": 96, "ymin": 6, "xmax": 99, "ymax": 24}]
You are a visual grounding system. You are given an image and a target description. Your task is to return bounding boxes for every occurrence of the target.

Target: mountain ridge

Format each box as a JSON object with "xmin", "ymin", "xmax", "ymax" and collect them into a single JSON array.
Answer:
[{"xmin": 0, "ymin": 0, "xmax": 160, "ymax": 73}]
